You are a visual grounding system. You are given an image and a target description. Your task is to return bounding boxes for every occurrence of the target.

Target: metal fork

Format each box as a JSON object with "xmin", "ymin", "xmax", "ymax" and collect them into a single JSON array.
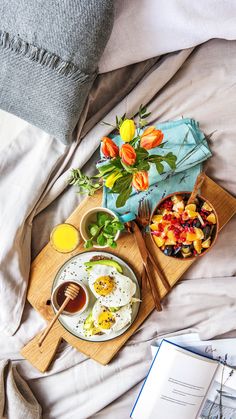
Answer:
[{"xmin": 137, "ymin": 199, "xmax": 171, "ymax": 292}]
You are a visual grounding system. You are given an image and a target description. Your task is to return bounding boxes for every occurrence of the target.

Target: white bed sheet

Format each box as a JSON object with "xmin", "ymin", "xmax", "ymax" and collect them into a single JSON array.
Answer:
[
  {"xmin": 0, "ymin": 109, "xmax": 28, "ymax": 151},
  {"xmin": 0, "ymin": 39, "xmax": 236, "ymax": 418},
  {"xmin": 99, "ymin": 0, "xmax": 236, "ymax": 72}
]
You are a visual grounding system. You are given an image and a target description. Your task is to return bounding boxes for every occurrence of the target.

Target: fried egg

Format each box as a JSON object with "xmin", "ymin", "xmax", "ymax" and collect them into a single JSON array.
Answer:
[
  {"xmin": 88, "ymin": 265, "xmax": 136, "ymax": 307},
  {"xmin": 92, "ymin": 300, "xmax": 132, "ymax": 334}
]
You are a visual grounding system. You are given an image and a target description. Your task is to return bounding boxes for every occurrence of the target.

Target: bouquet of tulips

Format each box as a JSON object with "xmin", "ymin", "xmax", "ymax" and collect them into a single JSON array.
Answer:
[{"xmin": 70, "ymin": 105, "xmax": 177, "ymax": 208}]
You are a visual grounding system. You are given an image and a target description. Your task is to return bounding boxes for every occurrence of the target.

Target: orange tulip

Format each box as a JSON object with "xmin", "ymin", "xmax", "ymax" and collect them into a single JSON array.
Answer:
[
  {"xmin": 140, "ymin": 126, "xmax": 164, "ymax": 150},
  {"xmin": 132, "ymin": 171, "xmax": 149, "ymax": 191},
  {"xmin": 119, "ymin": 144, "xmax": 136, "ymax": 166},
  {"xmin": 101, "ymin": 137, "xmax": 119, "ymax": 158}
]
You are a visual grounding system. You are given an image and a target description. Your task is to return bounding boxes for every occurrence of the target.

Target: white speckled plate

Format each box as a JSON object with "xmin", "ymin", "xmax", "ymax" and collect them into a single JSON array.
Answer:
[{"xmin": 51, "ymin": 251, "xmax": 141, "ymax": 342}]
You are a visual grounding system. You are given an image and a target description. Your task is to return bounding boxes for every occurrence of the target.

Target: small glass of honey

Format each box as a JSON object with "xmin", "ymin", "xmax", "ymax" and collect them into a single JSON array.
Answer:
[{"xmin": 52, "ymin": 281, "xmax": 89, "ymax": 316}]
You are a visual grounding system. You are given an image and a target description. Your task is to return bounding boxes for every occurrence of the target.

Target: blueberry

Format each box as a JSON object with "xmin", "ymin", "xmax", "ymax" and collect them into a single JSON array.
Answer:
[
  {"xmin": 193, "ymin": 219, "xmax": 201, "ymax": 228},
  {"xmin": 164, "ymin": 245, "xmax": 173, "ymax": 256},
  {"xmin": 203, "ymin": 225, "xmax": 211, "ymax": 239}
]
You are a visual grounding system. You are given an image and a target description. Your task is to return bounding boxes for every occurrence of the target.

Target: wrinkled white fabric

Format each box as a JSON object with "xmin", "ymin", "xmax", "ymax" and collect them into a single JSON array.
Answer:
[
  {"xmin": 0, "ymin": 360, "xmax": 41, "ymax": 419},
  {"xmin": 0, "ymin": 39, "xmax": 235, "ymax": 418},
  {"xmin": 0, "ymin": 46, "xmax": 192, "ymax": 336},
  {"xmin": 99, "ymin": 0, "xmax": 236, "ymax": 72}
]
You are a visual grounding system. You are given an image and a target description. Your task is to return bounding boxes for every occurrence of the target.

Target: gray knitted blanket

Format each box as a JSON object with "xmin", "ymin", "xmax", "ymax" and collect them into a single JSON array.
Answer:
[{"xmin": 0, "ymin": 0, "xmax": 114, "ymax": 143}]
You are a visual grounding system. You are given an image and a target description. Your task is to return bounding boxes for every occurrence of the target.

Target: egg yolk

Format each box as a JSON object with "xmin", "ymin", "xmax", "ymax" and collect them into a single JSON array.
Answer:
[
  {"xmin": 98, "ymin": 310, "xmax": 115, "ymax": 329},
  {"xmin": 94, "ymin": 276, "xmax": 115, "ymax": 296}
]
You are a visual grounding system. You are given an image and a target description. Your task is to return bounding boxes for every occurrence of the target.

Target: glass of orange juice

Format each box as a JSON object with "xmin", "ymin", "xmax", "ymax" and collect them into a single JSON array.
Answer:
[{"xmin": 50, "ymin": 223, "xmax": 80, "ymax": 253}]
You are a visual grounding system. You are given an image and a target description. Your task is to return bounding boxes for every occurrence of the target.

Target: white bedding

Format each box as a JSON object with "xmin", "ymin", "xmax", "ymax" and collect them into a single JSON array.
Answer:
[
  {"xmin": 99, "ymin": 0, "xmax": 236, "ymax": 72},
  {"xmin": 0, "ymin": 38, "xmax": 236, "ymax": 418},
  {"xmin": 0, "ymin": 110, "xmax": 27, "ymax": 150}
]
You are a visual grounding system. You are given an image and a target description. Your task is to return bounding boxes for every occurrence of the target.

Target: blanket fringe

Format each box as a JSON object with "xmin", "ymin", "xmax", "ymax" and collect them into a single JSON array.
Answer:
[{"xmin": 0, "ymin": 30, "xmax": 95, "ymax": 83}]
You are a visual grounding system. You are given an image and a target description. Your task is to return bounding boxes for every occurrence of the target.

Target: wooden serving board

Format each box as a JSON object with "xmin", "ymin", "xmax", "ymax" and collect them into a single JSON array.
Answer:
[{"xmin": 21, "ymin": 176, "xmax": 236, "ymax": 372}]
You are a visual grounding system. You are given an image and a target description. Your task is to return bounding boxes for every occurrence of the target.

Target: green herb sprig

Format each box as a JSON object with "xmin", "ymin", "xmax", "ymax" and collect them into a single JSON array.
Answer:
[{"xmin": 69, "ymin": 169, "xmax": 102, "ymax": 196}]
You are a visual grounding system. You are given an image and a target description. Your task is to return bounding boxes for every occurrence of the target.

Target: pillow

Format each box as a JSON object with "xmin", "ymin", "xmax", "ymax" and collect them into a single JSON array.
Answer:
[{"xmin": 0, "ymin": 0, "xmax": 114, "ymax": 144}]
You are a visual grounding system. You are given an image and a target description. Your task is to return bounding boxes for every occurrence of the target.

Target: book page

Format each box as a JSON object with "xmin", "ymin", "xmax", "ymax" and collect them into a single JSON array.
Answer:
[
  {"xmin": 131, "ymin": 340, "xmax": 218, "ymax": 419},
  {"xmin": 152, "ymin": 334, "xmax": 236, "ymax": 366},
  {"xmin": 199, "ymin": 364, "xmax": 236, "ymax": 418}
]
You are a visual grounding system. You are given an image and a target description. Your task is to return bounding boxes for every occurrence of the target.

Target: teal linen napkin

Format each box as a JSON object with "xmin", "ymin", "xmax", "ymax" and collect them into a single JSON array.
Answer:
[{"xmin": 100, "ymin": 118, "xmax": 211, "ymax": 216}]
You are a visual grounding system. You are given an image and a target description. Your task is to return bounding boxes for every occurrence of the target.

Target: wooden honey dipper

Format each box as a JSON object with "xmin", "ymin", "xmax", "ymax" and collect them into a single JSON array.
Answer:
[{"xmin": 38, "ymin": 283, "xmax": 80, "ymax": 347}]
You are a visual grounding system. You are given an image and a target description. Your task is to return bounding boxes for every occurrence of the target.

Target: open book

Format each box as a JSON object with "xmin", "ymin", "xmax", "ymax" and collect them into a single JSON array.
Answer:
[{"xmin": 131, "ymin": 340, "xmax": 236, "ymax": 419}]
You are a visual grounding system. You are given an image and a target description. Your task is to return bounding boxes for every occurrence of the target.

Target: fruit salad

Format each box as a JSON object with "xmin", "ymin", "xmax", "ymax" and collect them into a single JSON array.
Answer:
[{"xmin": 150, "ymin": 194, "xmax": 217, "ymax": 258}]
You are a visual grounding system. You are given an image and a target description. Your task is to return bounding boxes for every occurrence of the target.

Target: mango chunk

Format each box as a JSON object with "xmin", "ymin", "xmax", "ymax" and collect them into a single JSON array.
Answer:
[
  {"xmin": 165, "ymin": 238, "xmax": 176, "ymax": 245},
  {"xmin": 193, "ymin": 239, "xmax": 202, "ymax": 254},
  {"xmin": 206, "ymin": 213, "xmax": 216, "ymax": 224},
  {"xmin": 187, "ymin": 210, "xmax": 199, "ymax": 219},
  {"xmin": 186, "ymin": 231, "xmax": 197, "ymax": 241},
  {"xmin": 152, "ymin": 215, "xmax": 163, "ymax": 224},
  {"xmin": 202, "ymin": 202, "xmax": 212, "ymax": 211},
  {"xmin": 150, "ymin": 223, "xmax": 159, "ymax": 231},
  {"xmin": 202, "ymin": 237, "xmax": 211, "ymax": 248},
  {"xmin": 167, "ymin": 230, "xmax": 177, "ymax": 243},
  {"xmin": 194, "ymin": 228, "xmax": 204, "ymax": 240},
  {"xmin": 153, "ymin": 236, "xmax": 165, "ymax": 247},
  {"xmin": 185, "ymin": 204, "xmax": 197, "ymax": 212},
  {"xmin": 181, "ymin": 251, "xmax": 192, "ymax": 258}
]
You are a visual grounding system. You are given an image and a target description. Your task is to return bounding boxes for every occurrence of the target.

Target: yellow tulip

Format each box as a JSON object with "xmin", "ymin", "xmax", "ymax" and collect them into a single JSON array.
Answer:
[
  {"xmin": 119, "ymin": 119, "xmax": 135, "ymax": 142},
  {"xmin": 105, "ymin": 171, "xmax": 122, "ymax": 189}
]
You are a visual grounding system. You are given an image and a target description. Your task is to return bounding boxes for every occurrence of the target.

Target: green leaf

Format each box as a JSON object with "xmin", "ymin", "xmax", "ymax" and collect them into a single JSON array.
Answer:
[
  {"xmin": 110, "ymin": 240, "xmax": 117, "ymax": 248},
  {"xmin": 148, "ymin": 154, "xmax": 162, "ymax": 162},
  {"xmin": 103, "ymin": 232, "xmax": 114, "ymax": 239},
  {"xmin": 69, "ymin": 169, "xmax": 102, "ymax": 196},
  {"xmin": 111, "ymin": 220, "xmax": 124, "ymax": 231},
  {"xmin": 84, "ymin": 239, "xmax": 93, "ymax": 249},
  {"xmin": 110, "ymin": 158, "xmax": 123, "ymax": 170},
  {"xmin": 163, "ymin": 152, "xmax": 177, "ymax": 170},
  {"xmin": 116, "ymin": 186, "xmax": 132, "ymax": 208},
  {"xmin": 155, "ymin": 162, "xmax": 164, "ymax": 174},
  {"xmin": 139, "ymin": 119, "xmax": 148, "ymax": 128},
  {"xmin": 141, "ymin": 112, "xmax": 151, "ymax": 118},
  {"xmin": 111, "ymin": 174, "xmax": 132, "ymax": 194},
  {"xmin": 98, "ymin": 163, "xmax": 115, "ymax": 175},
  {"xmin": 121, "ymin": 161, "xmax": 137, "ymax": 173},
  {"xmin": 136, "ymin": 147, "xmax": 149, "ymax": 160},
  {"xmin": 97, "ymin": 234, "xmax": 106, "ymax": 246},
  {"xmin": 97, "ymin": 212, "xmax": 111, "ymax": 226},
  {"xmin": 136, "ymin": 160, "xmax": 150, "ymax": 171},
  {"xmin": 88, "ymin": 224, "xmax": 100, "ymax": 237},
  {"xmin": 100, "ymin": 121, "xmax": 116, "ymax": 128},
  {"xmin": 139, "ymin": 104, "xmax": 147, "ymax": 115},
  {"xmin": 106, "ymin": 238, "xmax": 117, "ymax": 248},
  {"xmin": 156, "ymin": 141, "xmax": 167, "ymax": 149},
  {"xmin": 103, "ymin": 224, "xmax": 114, "ymax": 235},
  {"xmin": 107, "ymin": 238, "xmax": 114, "ymax": 246}
]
